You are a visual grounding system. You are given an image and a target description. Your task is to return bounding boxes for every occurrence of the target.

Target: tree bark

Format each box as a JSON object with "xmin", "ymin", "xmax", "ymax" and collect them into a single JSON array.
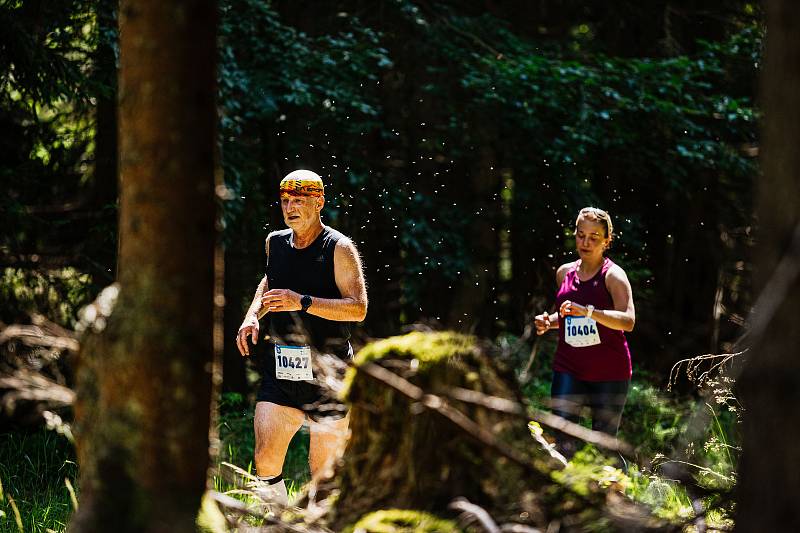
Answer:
[
  {"xmin": 69, "ymin": 0, "xmax": 219, "ymax": 531},
  {"xmin": 735, "ymin": 1, "xmax": 800, "ymax": 531},
  {"xmin": 447, "ymin": 146, "xmax": 501, "ymax": 335}
]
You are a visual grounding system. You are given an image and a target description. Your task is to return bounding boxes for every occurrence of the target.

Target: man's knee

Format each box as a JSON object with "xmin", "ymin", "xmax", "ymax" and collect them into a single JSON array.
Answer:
[{"xmin": 253, "ymin": 402, "xmax": 304, "ymax": 475}]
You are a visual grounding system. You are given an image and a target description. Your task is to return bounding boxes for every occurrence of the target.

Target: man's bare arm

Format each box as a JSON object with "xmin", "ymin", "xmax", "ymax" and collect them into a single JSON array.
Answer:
[{"xmin": 236, "ymin": 236, "xmax": 272, "ymax": 356}]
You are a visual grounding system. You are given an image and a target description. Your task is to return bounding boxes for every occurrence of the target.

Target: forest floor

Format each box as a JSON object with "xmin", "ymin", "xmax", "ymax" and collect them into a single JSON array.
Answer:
[{"xmin": 0, "ymin": 370, "xmax": 738, "ymax": 532}]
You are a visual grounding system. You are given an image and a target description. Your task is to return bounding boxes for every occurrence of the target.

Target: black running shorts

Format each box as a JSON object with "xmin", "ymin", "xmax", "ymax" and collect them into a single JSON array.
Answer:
[{"xmin": 255, "ymin": 342, "xmax": 352, "ymax": 421}]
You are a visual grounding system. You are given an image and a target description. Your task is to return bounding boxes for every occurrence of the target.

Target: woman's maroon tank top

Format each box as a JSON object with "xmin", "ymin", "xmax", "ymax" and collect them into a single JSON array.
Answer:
[{"xmin": 554, "ymin": 257, "xmax": 632, "ymax": 381}]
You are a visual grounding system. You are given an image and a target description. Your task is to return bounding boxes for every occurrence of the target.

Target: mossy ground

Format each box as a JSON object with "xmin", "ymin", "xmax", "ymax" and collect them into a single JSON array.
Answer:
[
  {"xmin": 0, "ymin": 335, "xmax": 738, "ymax": 531},
  {"xmin": 344, "ymin": 509, "xmax": 461, "ymax": 533}
]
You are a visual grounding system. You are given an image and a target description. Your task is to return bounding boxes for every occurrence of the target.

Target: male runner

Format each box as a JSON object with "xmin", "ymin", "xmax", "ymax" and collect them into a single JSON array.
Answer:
[{"xmin": 236, "ymin": 169, "xmax": 368, "ymax": 505}]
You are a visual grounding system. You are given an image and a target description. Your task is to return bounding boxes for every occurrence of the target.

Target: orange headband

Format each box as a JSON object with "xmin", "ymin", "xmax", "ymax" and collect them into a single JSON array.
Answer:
[{"xmin": 279, "ymin": 178, "xmax": 324, "ymax": 198}]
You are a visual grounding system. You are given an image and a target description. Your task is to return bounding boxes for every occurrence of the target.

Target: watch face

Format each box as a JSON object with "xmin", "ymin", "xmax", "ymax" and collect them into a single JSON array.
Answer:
[{"xmin": 301, "ymin": 295, "xmax": 312, "ymax": 310}]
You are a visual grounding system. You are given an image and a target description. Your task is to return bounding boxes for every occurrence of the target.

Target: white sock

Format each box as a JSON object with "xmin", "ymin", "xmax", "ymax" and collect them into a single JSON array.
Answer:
[{"xmin": 256, "ymin": 475, "xmax": 288, "ymax": 506}]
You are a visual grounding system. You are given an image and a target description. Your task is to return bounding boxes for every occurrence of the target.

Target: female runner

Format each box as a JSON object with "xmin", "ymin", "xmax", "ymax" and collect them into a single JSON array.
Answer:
[{"xmin": 534, "ymin": 207, "xmax": 635, "ymax": 451}]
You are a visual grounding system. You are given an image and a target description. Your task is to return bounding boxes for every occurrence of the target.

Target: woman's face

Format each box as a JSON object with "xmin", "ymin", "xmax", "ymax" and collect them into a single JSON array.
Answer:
[{"xmin": 574, "ymin": 217, "xmax": 609, "ymax": 261}]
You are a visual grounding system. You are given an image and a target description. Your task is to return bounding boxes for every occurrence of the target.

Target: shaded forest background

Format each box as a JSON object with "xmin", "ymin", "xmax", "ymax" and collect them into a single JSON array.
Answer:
[
  {"xmin": 1, "ymin": 1, "xmax": 760, "ymax": 391},
  {"xmin": 0, "ymin": 0, "xmax": 778, "ymax": 531}
]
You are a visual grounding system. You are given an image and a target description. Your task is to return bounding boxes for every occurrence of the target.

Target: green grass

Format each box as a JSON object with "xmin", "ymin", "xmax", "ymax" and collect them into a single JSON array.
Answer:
[
  {"xmin": 0, "ymin": 395, "xmax": 314, "ymax": 532},
  {"xmin": 213, "ymin": 393, "xmax": 311, "ymax": 498},
  {"xmin": 504, "ymin": 329, "xmax": 740, "ymax": 526},
  {"xmin": 0, "ymin": 430, "xmax": 77, "ymax": 533},
  {"xmin": 0, "ymin": 377, "xmax": 739, "ymax": 531},
  {"xmin": 618, "ymin": 381, "xmax": 689, "ymax": 458}
]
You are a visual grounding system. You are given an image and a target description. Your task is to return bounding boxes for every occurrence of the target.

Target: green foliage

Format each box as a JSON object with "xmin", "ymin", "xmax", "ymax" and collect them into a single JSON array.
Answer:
[
  {"xmin": 212, "ymin": 393, "xmax": 309, "ymax": 502},
  {"xmin": 2, "ymin": 0, "xmax": 762, "ymax": 353},
  {"xmin": 0, "ymin": 0, "xmax": 100, "ymax": 105},
  {"xmin": 619, "ymin": 382, "xmax": 689, "ymax": 457},
  {"xmin": 551, "ymin": 447, "xmax": 627, "ymax": 497},
  {"xmin": 214, "ymin": 1, "xmax": 760, "ymax": 351},
  {"xmin": 0, "ymin": 1, "xmax": 758, "ymax": 529},
  {"xmin": 555, "ymin": 446, "xmax": 733, "ymax": 526},
  {"xmin": 0, "ymin": 0, "xmax": 117, "ymax": 287},
  {"xmin": 218, "ymin": 0, "xmax": 393, "ymax": 237},
  {"xmin": 621, "ymin": 381, "xmax": 739, "ymax": 496},
  {"xmin": 0, "ymin": 430, "xmax": 77, "ymax": 533},
  {"xmin": 0, "ymin": 267, "xmax": 93, "ymax": 327},
  {"xmin": 522, "ymin": 368, "xmax": 738, "ymax": 524},
  {"xmin": 623, "ymin": 463, "xmax": 694, "ymax": 521},
  {"xmin": 698, "ymin": 405, "xmax": 738, "ymax": 489}
]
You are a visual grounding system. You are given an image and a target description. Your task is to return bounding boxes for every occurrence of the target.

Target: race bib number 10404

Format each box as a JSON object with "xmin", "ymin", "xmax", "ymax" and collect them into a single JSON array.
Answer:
[
  {"xmin": 274, "ymin": 344, "xmax": 313, "ymax": 381},
  {"xmin": 564, "ymin": 316, "xmax": 601, "ymax": 348}
]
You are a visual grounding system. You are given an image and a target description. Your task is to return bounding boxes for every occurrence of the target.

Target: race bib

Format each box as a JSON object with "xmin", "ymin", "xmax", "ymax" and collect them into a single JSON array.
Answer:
[
  {"xmin": 564, "ymin": 316, "xmax": 601, "ymax": 348},
  {"xmin": 274, "ymin": 344, "xmax": 313, "ymax": 381}
]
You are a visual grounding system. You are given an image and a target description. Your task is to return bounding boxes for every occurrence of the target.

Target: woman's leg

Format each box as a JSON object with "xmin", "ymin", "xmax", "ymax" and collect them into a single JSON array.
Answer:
[
  {"xmin": 550, "ymin": 371, "xmax": 588, "ymax": 423},
  {"xmin": 587, "ymin": 380, "xmax": 630, "ymax": 436},
  {"xmin": 550, "ymin": 371, "xmax": 589, "ymax": 457}
]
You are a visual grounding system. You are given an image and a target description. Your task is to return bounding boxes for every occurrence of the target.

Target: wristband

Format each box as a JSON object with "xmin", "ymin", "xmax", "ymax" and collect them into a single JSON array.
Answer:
[{"xmin": 586, "ymin": 305, "xmax": 595, "ymax": 319}]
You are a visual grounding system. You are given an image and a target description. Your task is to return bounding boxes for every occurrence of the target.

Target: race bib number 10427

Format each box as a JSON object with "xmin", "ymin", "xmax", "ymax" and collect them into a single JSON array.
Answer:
[{"xmin": 274, "ymin": 344, "xmax": 313, "ymax": 381}]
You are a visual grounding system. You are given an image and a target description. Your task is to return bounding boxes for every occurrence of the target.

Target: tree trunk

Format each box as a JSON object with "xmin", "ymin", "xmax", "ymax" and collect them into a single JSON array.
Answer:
[
  {"xmin": 69, "ymin": 0, "xmax": 219, "ymax": 531},
  {"xmin": 735, "ymin": 1, "xmax": 800, "ymax": 531},
  {"xmin": 221, "ymin": 248, "xmax": 251, "ymax": 395},
  {"xmin": 447, "ymin": 146, "xmax": 501, "ymax": 335}
]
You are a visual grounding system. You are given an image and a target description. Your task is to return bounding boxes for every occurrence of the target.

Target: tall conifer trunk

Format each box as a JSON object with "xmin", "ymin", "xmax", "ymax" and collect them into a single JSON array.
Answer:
[
  {"xmin": 91, "ymin": 0, "xmax": 119, "ymax": 279},
  {"xmin": 447, "ymin": 145, "xmax": 500, "ymax": 335},
  {"xmin": 69, "ymin": 0, "xmax": 219, "ymax": 531},
  {"xmin": 736, "ymin": 1, "xmax": 800, "ymax": 530}
]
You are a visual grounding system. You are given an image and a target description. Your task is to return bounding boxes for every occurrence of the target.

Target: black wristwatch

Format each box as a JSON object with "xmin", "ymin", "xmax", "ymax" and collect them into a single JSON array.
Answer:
[{"xmin": 300, "ymin": 294, "xmax": 312, "ymax": 312}]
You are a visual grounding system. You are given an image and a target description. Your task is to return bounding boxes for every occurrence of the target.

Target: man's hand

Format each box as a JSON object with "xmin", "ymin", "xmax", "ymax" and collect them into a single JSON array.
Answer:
[
  {"xmin": 534, "ymin": 312, "xmax": 551, "ymax": 335},
  {"xmin": 236, "ymin": 316, "xmax": 259, "ymax": 357},
  {"xmin": 261, "ymin": 288, "xmax": 302, "ymax": 313}
]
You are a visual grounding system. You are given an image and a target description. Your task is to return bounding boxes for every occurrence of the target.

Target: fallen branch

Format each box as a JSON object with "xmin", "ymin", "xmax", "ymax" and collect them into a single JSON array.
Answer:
[
  {"xmin": 518, "ymin": 328, "xmax": 540, "ymax": 385},
  {"xmin": 0, "ymin": 325, "xmax": 80, "ymax": 352},
  {"xmin": 208, "ymin": 490, "xmax": 333, "ymax": 533},
  {"xmin": 0, "ymin": 370, "xmax": 75, "ymax": 408},
  {"xmin": 443, "ymin": 386, "xmax": 635, "ymax": 457},
  {"xmin": 449, "ymin": 497, "xmax": 501, "ymax": 533}
]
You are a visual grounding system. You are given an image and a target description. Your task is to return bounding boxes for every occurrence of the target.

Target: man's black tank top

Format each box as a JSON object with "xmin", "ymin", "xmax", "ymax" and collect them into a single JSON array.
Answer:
[{"xmin": 265, "ymin": 225, "xmax": 352, "ymax": 356}]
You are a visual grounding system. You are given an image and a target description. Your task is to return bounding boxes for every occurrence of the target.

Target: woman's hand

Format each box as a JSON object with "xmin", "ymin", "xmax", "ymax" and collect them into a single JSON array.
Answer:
[
  {"xmin": 559, "ymin": 300, "xmax": 588, "ymax": 318},
  {"xmin": 534, "ymin": 312, "xmax": 552, "ymax": 335}
]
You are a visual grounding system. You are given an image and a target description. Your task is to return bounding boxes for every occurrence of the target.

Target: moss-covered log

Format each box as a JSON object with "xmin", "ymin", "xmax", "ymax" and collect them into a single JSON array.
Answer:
[
  {"xmin": 343, "ymin": 509, "xmax": 460, "ymax": 533},
  {"xmin": 330, "ymin": 331, "xmax": 550, "ymax": 529}
]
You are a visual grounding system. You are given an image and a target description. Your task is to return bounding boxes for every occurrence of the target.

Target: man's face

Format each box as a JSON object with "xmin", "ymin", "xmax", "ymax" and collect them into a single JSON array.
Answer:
[{"xmin": 280, "ymin": 193, "xmax": 324, "ymax": 231}]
